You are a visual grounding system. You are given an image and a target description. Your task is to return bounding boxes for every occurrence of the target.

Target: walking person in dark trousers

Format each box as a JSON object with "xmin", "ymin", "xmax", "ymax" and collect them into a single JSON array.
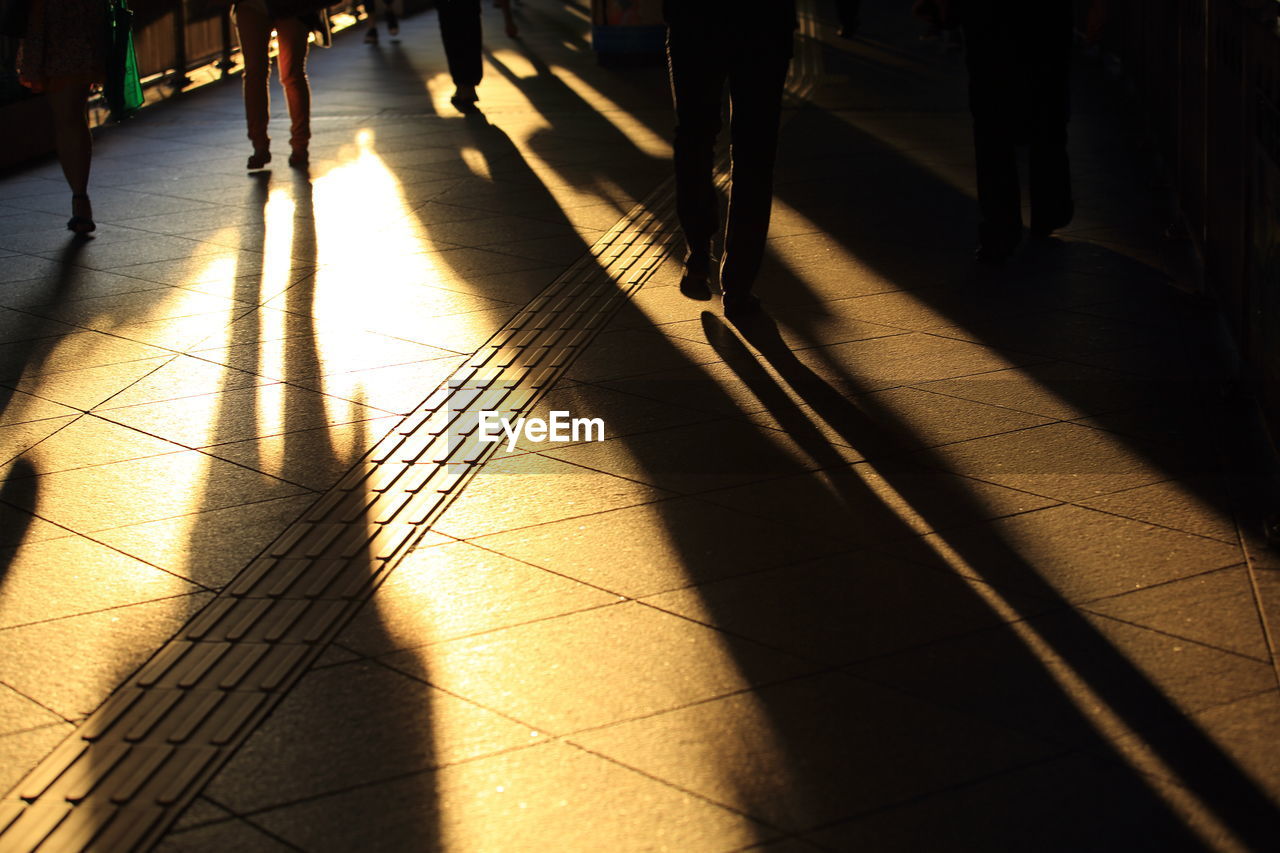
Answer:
[
  {"xmin": 664, "ymin": 0, "xmax": 797, "ymax": 317},
  {"xmin": 438, "ymin": 0, "xmax": 516, "ymax": 112},
  {"xmin": 917, "ymin": 0, "xmax": 1100, "ymax": 262}
]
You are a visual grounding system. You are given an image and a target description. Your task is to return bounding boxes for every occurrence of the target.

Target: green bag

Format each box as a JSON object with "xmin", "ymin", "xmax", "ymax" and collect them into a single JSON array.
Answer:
[{"xmin": 104, "ymin": 0, "xmax": 144, "ymax": 121}]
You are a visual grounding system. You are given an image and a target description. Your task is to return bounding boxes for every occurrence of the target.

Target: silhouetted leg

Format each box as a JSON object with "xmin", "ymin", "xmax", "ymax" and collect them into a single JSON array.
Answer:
[
  {"xmin": 965, "ymin": 23, "xmax": 1022, "ymax": 258},
  {"xmin": 236, "ymin": 5, "xmax": 273, "ymax": 154},
  {"xmin": 275, "ymin": 16, "xmax": 311, "ymax": 159},
  {"xmin": 1027, "ymin": 12, "xmax": 1073, "ymax": 235},
  {"xmin": 720, "ymin": 50, "xmax": 789, "ymax": 296},
  {"xmin": 46, "ymin": 85, "xmax": 93, "ymax": 228},
  {"xmin": 438, "ymin": 0, "xmax": 483, "ymax": 88},
  {"xmin": 667, "ymin": 29, "xmax": 726, "ymax": 277}
]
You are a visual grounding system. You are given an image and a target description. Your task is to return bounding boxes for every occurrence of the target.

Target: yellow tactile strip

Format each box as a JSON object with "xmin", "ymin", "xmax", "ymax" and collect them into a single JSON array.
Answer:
[{"xmin": 0, "ymin": 180, "xmax": 688, "ymax": 852}]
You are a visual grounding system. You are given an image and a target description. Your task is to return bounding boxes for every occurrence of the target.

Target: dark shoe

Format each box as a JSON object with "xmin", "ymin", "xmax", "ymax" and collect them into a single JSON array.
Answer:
[
  {"xmin": 288, "ymin": 149, "xmax": 309, "ymax": 168},
  {"xmin": 450, "ymin": 85, "xmax": 479, "ymax": 113},
  {"xmin": 364, "ymin": 26, "xmax": 378, "ymax": 44},
  {"xmin": 679, "ymin": 270, "xmax": 712, "ymax": 301},
  {"xmin": 723, "ymin": 290, "xmax": 762, "ymax": 319},
  {"xmin": 247, "ymin": 148, "xmax": 271, "ymax": 170},
  {"xmin": 66, "ymin": 193, "xmax": 95, "ymax": 235}
]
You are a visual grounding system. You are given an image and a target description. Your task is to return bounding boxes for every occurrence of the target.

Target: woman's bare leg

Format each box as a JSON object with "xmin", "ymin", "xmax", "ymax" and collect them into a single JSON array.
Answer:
[{"xmin": 46, "ymin": 85, "xmax": 93, "ymax": 228}]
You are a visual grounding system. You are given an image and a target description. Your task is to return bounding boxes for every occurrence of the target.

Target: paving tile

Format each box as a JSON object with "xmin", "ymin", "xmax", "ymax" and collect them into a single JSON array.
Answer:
[
  {"xmin": 884, "ymin": 504, "xmax": 1245, "ymax": 604},
  {"xmin": 0, "ymin": 330, "xmax": 170, "ymax": 384},
  {"xmin": 789, "ymin": 332, "xmax": 1046, "ymax": 396},
  {"xmin": 0, "ymin": 390, "xmax": 78, "ymax": 426},
  {"xmin": 0, "ymin": 500, "xmax": 72, "ymax": 549},
  {"xmin": 154, "ymin": 818, "xmax": 297, "ymax": 853},
  {"xmin": 745, "ymin": 386, "xmax": 1054, "ymax": 454},
  {"xmin": 846, "ymin": 608, "xmax": 1276, "ymax": 751},
  {"xmin": 0, "ymin": 684, "xmax": 64, "ymax": 736},
  {"xmin": 0, "ymin": 723, "xmax": 74, "ymax": 797},
  {"xmin": 0, "ymin": 592, "xmax": 213, "ymax": 719},
  {"xmin": 13, "ymin": 450, "xmax": 306, "ymax": 532},
  {"xmin": 921, "ymin": 421, "xmax": 1192, "ymax": 502},
  {"xmin": 642, "ymin": 550, "xmax": 1057, "ymax": 666},
  {"xmin": 204, "ymin": 415, "xmax": 398, "ymax": 490},
  {"xmin": 106, "ymin": 250, "xmax": 288, "ymax": 290},
  {"xmin": 544, "ymin": 418, "xmax": 862, "ymax": 495},
  {"xmin": 249, "ymin": 740, "xmax": 772, "ymax": 853},
  {"xmin": 337, "ymin": 541, "xmax": 616, "ymax": 657},
  {"xmin": 381, "ymin": 601, "xmax": 812, "ymax": 735},
  {"xmin": 292, "ymin": 357, "xmax": 466, "ymax": 417},
  {"xmin": 169, "ymin": 798, "xmax": 237, "ymax": 833},
  {"xmin": 0, "ymin": 255, "xmax": 65, "ymax": 284},
  {"xmin": 6, "ymin": 413, "xmax": 184, "ymax": 475},
  {"xmin": 701, "ymin": 462, "xmax": 1058, "ymax": 546},
  {"xmin": 564, "ymin": 328, "xmax": 734, "ymax": 384},
  {"xmin": 0, "ymin": 415, "xmax": 75, "ymax": 469},
  {"xmin": 600, "ymin": 360, "xmax": 786, "ymax": 419},
  {"xmin": 91, "ymin": 354, "xmax": 267, "ymax": 410},
  {"xmin": 11, "ymin": 356, "xmax": 172, "ymax": 411},
  {"xmin": 99, "ymin": 382, "xmax": 386, "ymax": 449},
  {"xmin": 91, "ymin": 493, "xmax": 319, "ymax": 589},
  {"xmin": 430, "ymin": 453, "xmax": 673, "ymax": 540},
  {"xmin": 470, "ymin": 496, "xmax": 847, "ymax": 598},
  {"xmin": 1082, "ymin": 566, "xmax": 1270, "ymax": 662},
  {"xmin": 915, "ymin": 359, "xmax": 1176, "ymax": 421},
  {"xmin": 570, "ymin": 670, "xmax": 1058, "ymax": 832},
  {"xmin": 206, "ymin": 658, "xmax": 532, "ymax": 813},
  {"xmin": 804, "ymin": 751, "xmax": 1215, "ymax": 853},
  {"xmin": 0, "ymin": 308, "xmax": 80, "ymax": 347},
  {"xmin": 1107, "ymin": 689, "xmax": 1280, "ymax": 810},
  {"xmin": 1077, "ymin": 480, "xmax": 1240, "ymax": 543},
  {"xmin": 0, "ymin": 534, "xmax": 203, "ymax": 629}
]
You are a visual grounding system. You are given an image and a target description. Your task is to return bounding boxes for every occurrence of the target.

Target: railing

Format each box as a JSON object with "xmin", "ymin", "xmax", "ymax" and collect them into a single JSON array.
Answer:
[{"xmin": 1090, "ymin": 0, "xmax": 1280, "ymax": 439}]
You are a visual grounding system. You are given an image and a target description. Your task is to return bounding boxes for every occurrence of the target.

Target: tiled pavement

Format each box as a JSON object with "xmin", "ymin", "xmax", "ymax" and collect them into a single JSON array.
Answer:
[{"xmin": 1, "ymin": 0, "xmax": 1279, "ymax": 850}]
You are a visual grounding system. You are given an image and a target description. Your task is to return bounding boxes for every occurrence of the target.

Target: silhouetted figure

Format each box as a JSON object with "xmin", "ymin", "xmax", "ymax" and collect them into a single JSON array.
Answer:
[
  {"xmin": 438, "ymin": 0, "xmax": 515, "ymax": 112},
  {"xmin": 664, "ymin": 0, "xmax": 797, "ymax": 317},
  {"xmin": 362, "ymin": 0, "xmax": 399, "ymax": 44},
  {"xmin": 230, "ymin": 0, "xmax": 332, "ymax": 170},
  {"xmin": 16, "ymin": 0, "xmax": 107, "ymax": 233},
  {"xmin": 918, "ymin": 0, "xmax": 1087, "ymax": 262}
]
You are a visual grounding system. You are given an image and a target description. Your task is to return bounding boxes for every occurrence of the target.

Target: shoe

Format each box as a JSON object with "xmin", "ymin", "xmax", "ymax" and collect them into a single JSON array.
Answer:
[
  {"xmin": 723, "ymin": 290, "xmax": 762, "ymax": 319},
  {"xmin": 66, "ymin": 193, "xmax": 95, "ymax": 235},
  {"xmin": 450, "ymin": 85, "xmax": 479, "ymax": 113},
  {"xmin": 364, "ymin": 26, "xmax": 378, "ymax": 44},
  {"xmin": 679, "ymin": 270, "xmax": 711, "ymax": 301},
  {"xmin": 288, "ymin": 149, "xmax": 309, "ymax": 168},
  {"xmin": 247, "ymin": 148, "xmax": 271, "ymax": 170},
  {"xmin": 385, "ymin": 10, "xmax": 399, "ymax": 36}
]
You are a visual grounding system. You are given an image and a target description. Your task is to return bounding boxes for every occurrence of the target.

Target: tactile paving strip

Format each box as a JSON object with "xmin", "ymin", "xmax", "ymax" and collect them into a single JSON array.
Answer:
[
  {"xmin": 0, "ymin": 175, "xmax": 701, "ymax": 852},
  {"xmin": 0, "ymin": 9, "xmax": 823, "ymax": 848}
]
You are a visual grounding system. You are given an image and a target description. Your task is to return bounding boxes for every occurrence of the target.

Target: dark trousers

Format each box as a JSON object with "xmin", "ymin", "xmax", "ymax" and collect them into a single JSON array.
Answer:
[
  {"xmin": 667, "ymin": 23, "xmax": 791, "ymax": 294},
  {"xmin": 963, "ymin": 3, "xmax": 1073, "ymax": 250},
  {"xmin": 438, "ymin": 0, "xmax": 482, "ymax": 87}
]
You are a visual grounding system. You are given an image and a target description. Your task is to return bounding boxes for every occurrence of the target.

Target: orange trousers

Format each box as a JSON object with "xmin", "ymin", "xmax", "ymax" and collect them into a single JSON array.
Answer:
[{"xmin": 236, "ymin": 7, "xmax": 310, "ymax": 153}]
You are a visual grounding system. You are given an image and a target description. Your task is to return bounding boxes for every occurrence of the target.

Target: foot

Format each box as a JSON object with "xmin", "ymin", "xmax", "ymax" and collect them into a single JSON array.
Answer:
[
  {"xmin": 679, "ymin": 270, "xmax": 711, "ymax": 301},
  {"xmin": 288, "ymin": 149, "xmax": 309, "ymax": 168},
  {"xmin": 247, "ymin": 148, "xmax": 271, "ymax": 170},
  {"xmin": 450, "ymin": 85, "xmax": 479, "ymax": 112},
  {"xmin": 723, "ymin": 290, "xmax": 762, "ymax": 319},
  {"xmin": 364, "ymin": 26, "xmax": 378, "ymax": 44},
  {"xmin": 67, "ymin": 193, "xmax": 95, "ymax": 235},
  {"xmin": 385, "ymin": 10, "xmax": 398, "ymax": 36}
]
